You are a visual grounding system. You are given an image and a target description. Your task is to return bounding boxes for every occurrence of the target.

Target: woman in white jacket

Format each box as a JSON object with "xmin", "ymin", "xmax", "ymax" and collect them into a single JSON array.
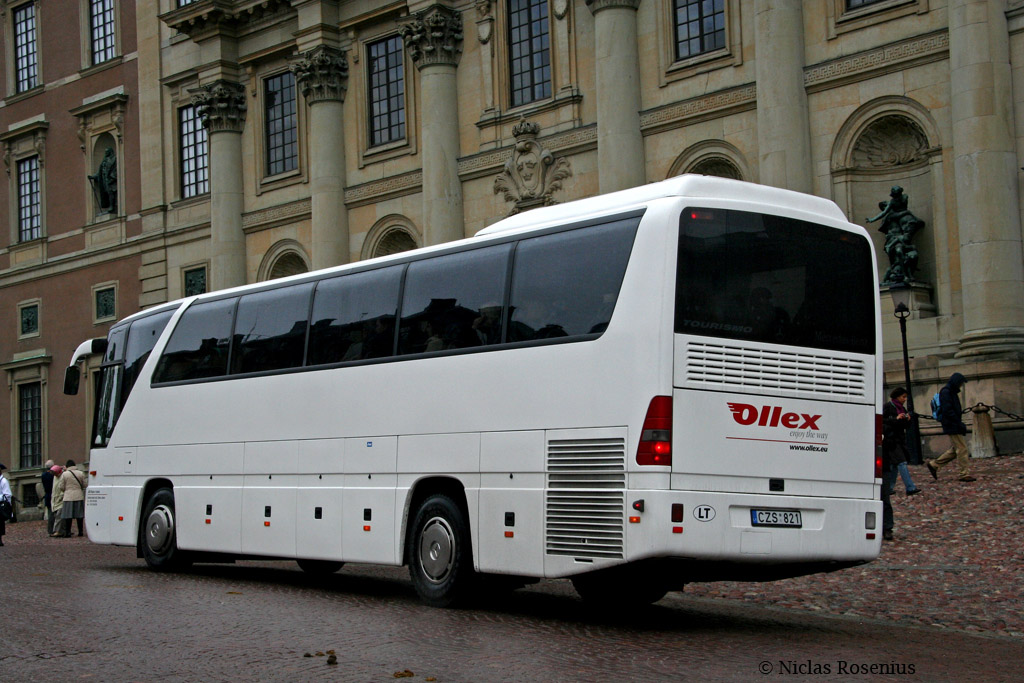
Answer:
[{"xmin": 59, "ymin": 460, "xmax": 87, "ymax": 538}]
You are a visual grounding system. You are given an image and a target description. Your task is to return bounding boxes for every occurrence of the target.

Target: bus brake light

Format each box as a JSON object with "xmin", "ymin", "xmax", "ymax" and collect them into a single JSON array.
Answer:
[
  {"xmin": 874, "ymin": 414, "xmax": 883, "ymax": 479},
  {"xmin": 637, "ymin": 396, "xmax": 672, "ymax": 466}
]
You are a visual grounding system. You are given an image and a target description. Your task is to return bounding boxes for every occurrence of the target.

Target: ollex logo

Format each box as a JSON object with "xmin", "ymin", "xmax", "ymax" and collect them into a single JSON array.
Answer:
[{"xmin": 728, "ymin": 403, "xmax": 822, "ymax": 430}]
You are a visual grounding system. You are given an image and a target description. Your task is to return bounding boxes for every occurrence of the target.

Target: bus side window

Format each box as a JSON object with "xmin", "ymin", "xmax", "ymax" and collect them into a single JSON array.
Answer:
[
  {"xmin": 152, "ymin": 298, "xmax": 237, "ymax": 383},
  {"xmin": 231, "ymin": 283, "xmax": 314, "ymax": 375},
  {"xmin": 508, "ymin": 217, "xmax": 638, "ymax": 342},
  {"xmin": 398, "ymin": 244, "xmax": 512, "ymax": 355},
  {"xmin": 308, "ymin": 266, "xmax": 402, "ymax": 366},
  {"xmin": 122, "ymin": 310, "xmax": 173, "ymax": 404}
]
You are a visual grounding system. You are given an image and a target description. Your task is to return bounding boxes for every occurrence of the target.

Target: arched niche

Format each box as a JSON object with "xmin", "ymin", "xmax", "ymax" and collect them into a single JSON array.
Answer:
[
  {"xmin": 258, "ymin": 240, "xmax": 310, "ymax": 281},
  {"xmin": 667, "ymin": 139, "xmax": 750, "ymax": 181},
  {"xmin": 361, "ymin": 214, "xmax": 421, "ymax": 260},
  {"xmin": 90, "ymin": 132, "xmax": 118, "ymax": 217},
  {"xmin": 830, "ymin": 97, "xmax": 945, "ymax": 315}
]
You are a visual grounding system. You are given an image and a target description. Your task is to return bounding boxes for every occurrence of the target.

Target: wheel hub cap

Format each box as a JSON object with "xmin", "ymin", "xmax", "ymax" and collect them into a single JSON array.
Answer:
[
  {"xmin": 419, "ymin": 517, "xmax": 454, "ymax": 584},
  {"xmin": 146, "ymin": 505, "xmax": 174, "ymax": 555}
]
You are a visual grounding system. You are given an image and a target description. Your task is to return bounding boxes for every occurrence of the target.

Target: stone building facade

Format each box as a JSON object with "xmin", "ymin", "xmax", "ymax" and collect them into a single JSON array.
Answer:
[
  {"xmin": 3, "ymin": 0, "xmax": 1024, "ymax": 515},
  {"xmin": 0, "ymin": 0, "xmax": 142, "ymax": 517}
]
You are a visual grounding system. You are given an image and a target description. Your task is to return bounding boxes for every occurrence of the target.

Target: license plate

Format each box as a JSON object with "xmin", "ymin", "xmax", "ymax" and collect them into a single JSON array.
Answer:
[{"xmin": 751, "ymin": 509, "xmax": 802, "ymax": 527}]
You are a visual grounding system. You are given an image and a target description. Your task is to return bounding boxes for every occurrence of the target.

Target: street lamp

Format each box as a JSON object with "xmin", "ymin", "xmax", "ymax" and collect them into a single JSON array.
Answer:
[{"xmin": 889, "ymin": 283, "xmax": 922, "ymax": 464}]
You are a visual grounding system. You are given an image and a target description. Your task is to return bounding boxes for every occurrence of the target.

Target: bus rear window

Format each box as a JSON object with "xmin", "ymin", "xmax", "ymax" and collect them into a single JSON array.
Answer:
[{"xmin": 676, "ymin": 208, "xmax": 876, "ymax": 355}]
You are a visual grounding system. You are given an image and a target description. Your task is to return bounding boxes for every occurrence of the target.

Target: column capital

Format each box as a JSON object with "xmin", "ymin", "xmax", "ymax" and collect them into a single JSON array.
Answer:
[
  {"xmin": 292, "ymin": 45, "xmax": 349, "ymax": 104},
  {"xmin": 189, "ymin": 80, "xmax": 247, "ymax": 134},
  {"xmin": 400, "ymin": 4, "xmax": 464, "ymax": 69},
  {"xmin": 586, "ymin": 0, "xmax": 641, "ymax": 14}
]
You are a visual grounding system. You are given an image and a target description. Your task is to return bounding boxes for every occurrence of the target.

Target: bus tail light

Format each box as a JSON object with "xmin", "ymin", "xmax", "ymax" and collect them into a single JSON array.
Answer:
[
  {"xmin": 874, "ymin": 414, "xmax": 883, "ymax": 479},
  {"xmin": 637, "ymin": 396, "xmax": 672, "ymax": 466}
]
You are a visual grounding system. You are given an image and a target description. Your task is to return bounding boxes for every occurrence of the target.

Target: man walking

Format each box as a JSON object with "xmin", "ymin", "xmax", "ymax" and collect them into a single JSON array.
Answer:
[{"xmin": 926, "ymin": 372, "xmax": 976, "ymax": 482}]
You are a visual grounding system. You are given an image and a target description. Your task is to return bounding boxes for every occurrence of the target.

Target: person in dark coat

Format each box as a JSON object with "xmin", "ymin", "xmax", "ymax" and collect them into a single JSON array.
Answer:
[
  {"xmin": 926, "ymin": 372, "xmax": 976, "ymax": 482},
  {"xmin": 41, "ymin": 459, "xmax": 55, "ymax": 536},
  {"xmin": 882, "ymin": 388, "xmax": 920, "ymax": 497}
]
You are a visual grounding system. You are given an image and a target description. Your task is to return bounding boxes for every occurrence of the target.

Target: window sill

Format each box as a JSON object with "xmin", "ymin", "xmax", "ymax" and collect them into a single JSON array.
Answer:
[
  {"xmin": 4, "ymin": 85, "xmax": 44, "ymax": 105},
  {"xmin": 662, "ymin": 48, "xmax": 736, "ymax": 87},
  {"xmin": 257, "ymin": 167, "xmax": 304, "ymax": 196},
  {"xmin": 475, "ymin": 88, "xmax": 583, "ymax": 131},
  {"xmin": 171, "ymin": 193, "xmax": 210, "ymax": 209},
  {"xmin": 79, "ymin": 56, "xmax": 124, "ymax": 79},
  {"xmin": 359, "ymin": 137, "xmax": 414, "ymax": 169},
  {"xmin": 830, "ymin": 0, "xmax": 925, "ymax": 38}
]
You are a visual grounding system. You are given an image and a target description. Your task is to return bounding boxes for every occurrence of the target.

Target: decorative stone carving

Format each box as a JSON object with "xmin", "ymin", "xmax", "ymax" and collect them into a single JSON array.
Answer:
[
  {"xmin": 400, "ymin": 4, "xmax": 464, "ymax": 68},
  {"xmin": 189, "ymin": 80, "xmax": 247, "ymax": 133},
  {"xmin": 494, "ymin": 119, "xmax": 572, "ymax": 215},
  {"xmin": 0, "ymin": 121, "xmax": 48, "ymax": 175},
  {"xmin": 553, "ymin": 0, "xmax": 570, "ymax": 19},
  {"xmin": 475, "ymin": 0, "xmax": 493, "ymax": 44},
  {"xmin": 291, "ymin": 45, "xmax": 349, "ymax": 104},
  {"xmin": 159, "ymin": 0, "xmax": 293, "ymax": 42},
  {"xmin": 866, "ymin": 185, "xmax": 925, "ymax": 285},
  {"xmin": 586, "ymin": 0, "xmax": 641, "ymax": 13},
  {"xmin": 852, "ymin": 115, "xmax": 929, "ymax": 168}
]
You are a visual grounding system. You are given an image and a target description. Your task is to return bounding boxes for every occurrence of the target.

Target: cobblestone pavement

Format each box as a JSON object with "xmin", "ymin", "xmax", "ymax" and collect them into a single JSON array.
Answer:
[
  {"xmin": 1, "ymin": 456, "xmax": 1023, "ymax": 681},
  {"xmin": 685, "ymin": 452, "xmax": 1024, "ymax": 639}
]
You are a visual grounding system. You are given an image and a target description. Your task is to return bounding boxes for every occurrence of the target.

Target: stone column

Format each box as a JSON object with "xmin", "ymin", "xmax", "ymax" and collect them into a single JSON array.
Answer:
[
  {"xmin": 401, "ymin": 4, "xmax": 465, "ymax": 246},
  {"xmin": 754, "ymin": 0, "xmax": 812, "ymax": 193},
  {"xmin": 190, "ymin": 80, "xmax": 247, "ymax": 291},
  {"xmin": 293, "ymin": 46, "xmax": 350, "ymax": 269},
  {"xmin": 949, "ymin": 0, "xmax": 1024, "ymax": 355},
  {"xmin": 587, "ymin": 0, "xmax": 645, "ymax": 193}
]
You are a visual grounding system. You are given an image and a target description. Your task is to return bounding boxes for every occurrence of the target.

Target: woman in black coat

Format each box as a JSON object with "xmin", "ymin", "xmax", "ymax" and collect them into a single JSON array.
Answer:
[{"xmin": 882, "ymin": 387, "xmax": 920, "ymax": 497}]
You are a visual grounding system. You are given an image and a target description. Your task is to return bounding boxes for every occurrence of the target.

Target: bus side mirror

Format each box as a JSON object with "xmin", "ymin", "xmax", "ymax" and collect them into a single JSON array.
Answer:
[{"xmin": 64, "ymin": 366, "xmax": 81, "ymax": 396}]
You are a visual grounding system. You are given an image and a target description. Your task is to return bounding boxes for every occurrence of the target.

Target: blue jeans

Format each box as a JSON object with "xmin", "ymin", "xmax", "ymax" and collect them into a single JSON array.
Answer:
[{"xmin": 896, "ymin": 461, "xmax": 917, "ymax": 493}]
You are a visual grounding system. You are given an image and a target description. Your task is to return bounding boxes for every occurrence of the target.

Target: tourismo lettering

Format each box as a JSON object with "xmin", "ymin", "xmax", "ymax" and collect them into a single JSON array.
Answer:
[{"xmin": 727, "ymin": 403, "xmax": 822, "ymax": 430}]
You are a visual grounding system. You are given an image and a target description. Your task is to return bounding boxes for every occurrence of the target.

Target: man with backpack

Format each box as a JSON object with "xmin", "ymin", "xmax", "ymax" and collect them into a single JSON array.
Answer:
[{"xmin": 926, "ymin": 372, "xmax": 976, "ymax": 482}]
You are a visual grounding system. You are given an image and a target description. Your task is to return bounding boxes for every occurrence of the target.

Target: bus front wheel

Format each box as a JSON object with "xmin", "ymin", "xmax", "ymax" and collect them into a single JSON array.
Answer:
[
  {"xmin": 139, "ymin": 488, "xmax": 192, "ymax": 571},
  {"xmin": 408, "ymin": 494, "xmax": 474, "ymax": 607}
]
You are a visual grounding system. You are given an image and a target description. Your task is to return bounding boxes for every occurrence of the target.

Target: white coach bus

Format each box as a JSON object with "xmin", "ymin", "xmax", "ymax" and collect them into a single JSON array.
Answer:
[{"xmin": 65, "ymin": 176, "xmax": 883, "ymax": 607}]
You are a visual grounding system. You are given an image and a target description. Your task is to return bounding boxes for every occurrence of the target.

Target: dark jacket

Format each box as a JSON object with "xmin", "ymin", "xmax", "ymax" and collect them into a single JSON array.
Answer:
[
  {"xmin": 41, "ymin": 470, "xmax": 54, "ymax": 507},
  {"xmin": 882, "ymin": 400, "xmax": 910, "ymax": 466},
  {"xmin": 939, "ymin": 372, "xmax": 967, "ymax": 436}
]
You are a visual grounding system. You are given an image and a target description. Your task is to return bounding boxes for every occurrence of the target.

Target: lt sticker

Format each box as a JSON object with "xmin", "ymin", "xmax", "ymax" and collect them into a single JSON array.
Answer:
[{"xmin": 694, "ymin": 505, "xmax": 716, "ymax": 522}]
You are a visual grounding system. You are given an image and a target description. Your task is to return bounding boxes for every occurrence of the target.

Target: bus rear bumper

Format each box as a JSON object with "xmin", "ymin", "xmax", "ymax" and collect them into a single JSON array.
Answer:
[{"xmin": 621, "ymin": 489, "xmax": 882, "ymax": 574}]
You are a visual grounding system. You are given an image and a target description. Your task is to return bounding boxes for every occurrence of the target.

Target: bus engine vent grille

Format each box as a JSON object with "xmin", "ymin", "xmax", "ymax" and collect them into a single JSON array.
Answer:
[
  {"xmin": 684, "ymin": 341, "xmax": 868, "ymax": 400},
  {"xmin": 545, "ymin": 438, "xmax": 625, "ymax": 559}
]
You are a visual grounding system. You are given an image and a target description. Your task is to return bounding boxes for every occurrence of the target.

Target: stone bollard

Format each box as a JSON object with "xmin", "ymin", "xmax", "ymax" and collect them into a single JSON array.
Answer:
[{"xmin": 970, "ymin": 405, "xmax": 999, "ymax": 459}]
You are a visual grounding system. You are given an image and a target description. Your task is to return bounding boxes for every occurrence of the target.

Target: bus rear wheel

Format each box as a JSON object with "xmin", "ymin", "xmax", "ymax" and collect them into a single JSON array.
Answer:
[
  {"xmin": 408, "ymin": 494, "xmax": 474, "ymax": 607},
  {"xmin": 296, "ymin": 559, "xmax": 344, "ymax": 575},
  {"xmin": 139, "ymin": 488, "xmax": 191, "ymax": 572}
]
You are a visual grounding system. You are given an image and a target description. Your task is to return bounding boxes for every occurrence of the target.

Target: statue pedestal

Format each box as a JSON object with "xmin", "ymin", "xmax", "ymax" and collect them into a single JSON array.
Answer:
[{"xmin": 880, "ymin": 280, "xmax": 935, "ymax": 319}]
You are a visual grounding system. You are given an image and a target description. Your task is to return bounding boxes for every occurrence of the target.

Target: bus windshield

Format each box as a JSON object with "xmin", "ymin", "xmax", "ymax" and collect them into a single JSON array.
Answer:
[
  {"xmin": 93, "ymin": 311, "xmax": 173, "ymax": 447},
  {"xmin": 675, "ymin": 208, "xmax": 876, "ymax": 355}
]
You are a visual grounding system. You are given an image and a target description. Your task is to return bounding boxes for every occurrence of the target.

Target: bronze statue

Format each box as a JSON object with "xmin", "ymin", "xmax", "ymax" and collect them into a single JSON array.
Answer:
[
  {"xmin": 88, "ymin": 148, "xmax": 117, "ymax": 215},
  {"xmin": 867, "ymin": 185, "xmax": 923, "ymax": 284}
]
